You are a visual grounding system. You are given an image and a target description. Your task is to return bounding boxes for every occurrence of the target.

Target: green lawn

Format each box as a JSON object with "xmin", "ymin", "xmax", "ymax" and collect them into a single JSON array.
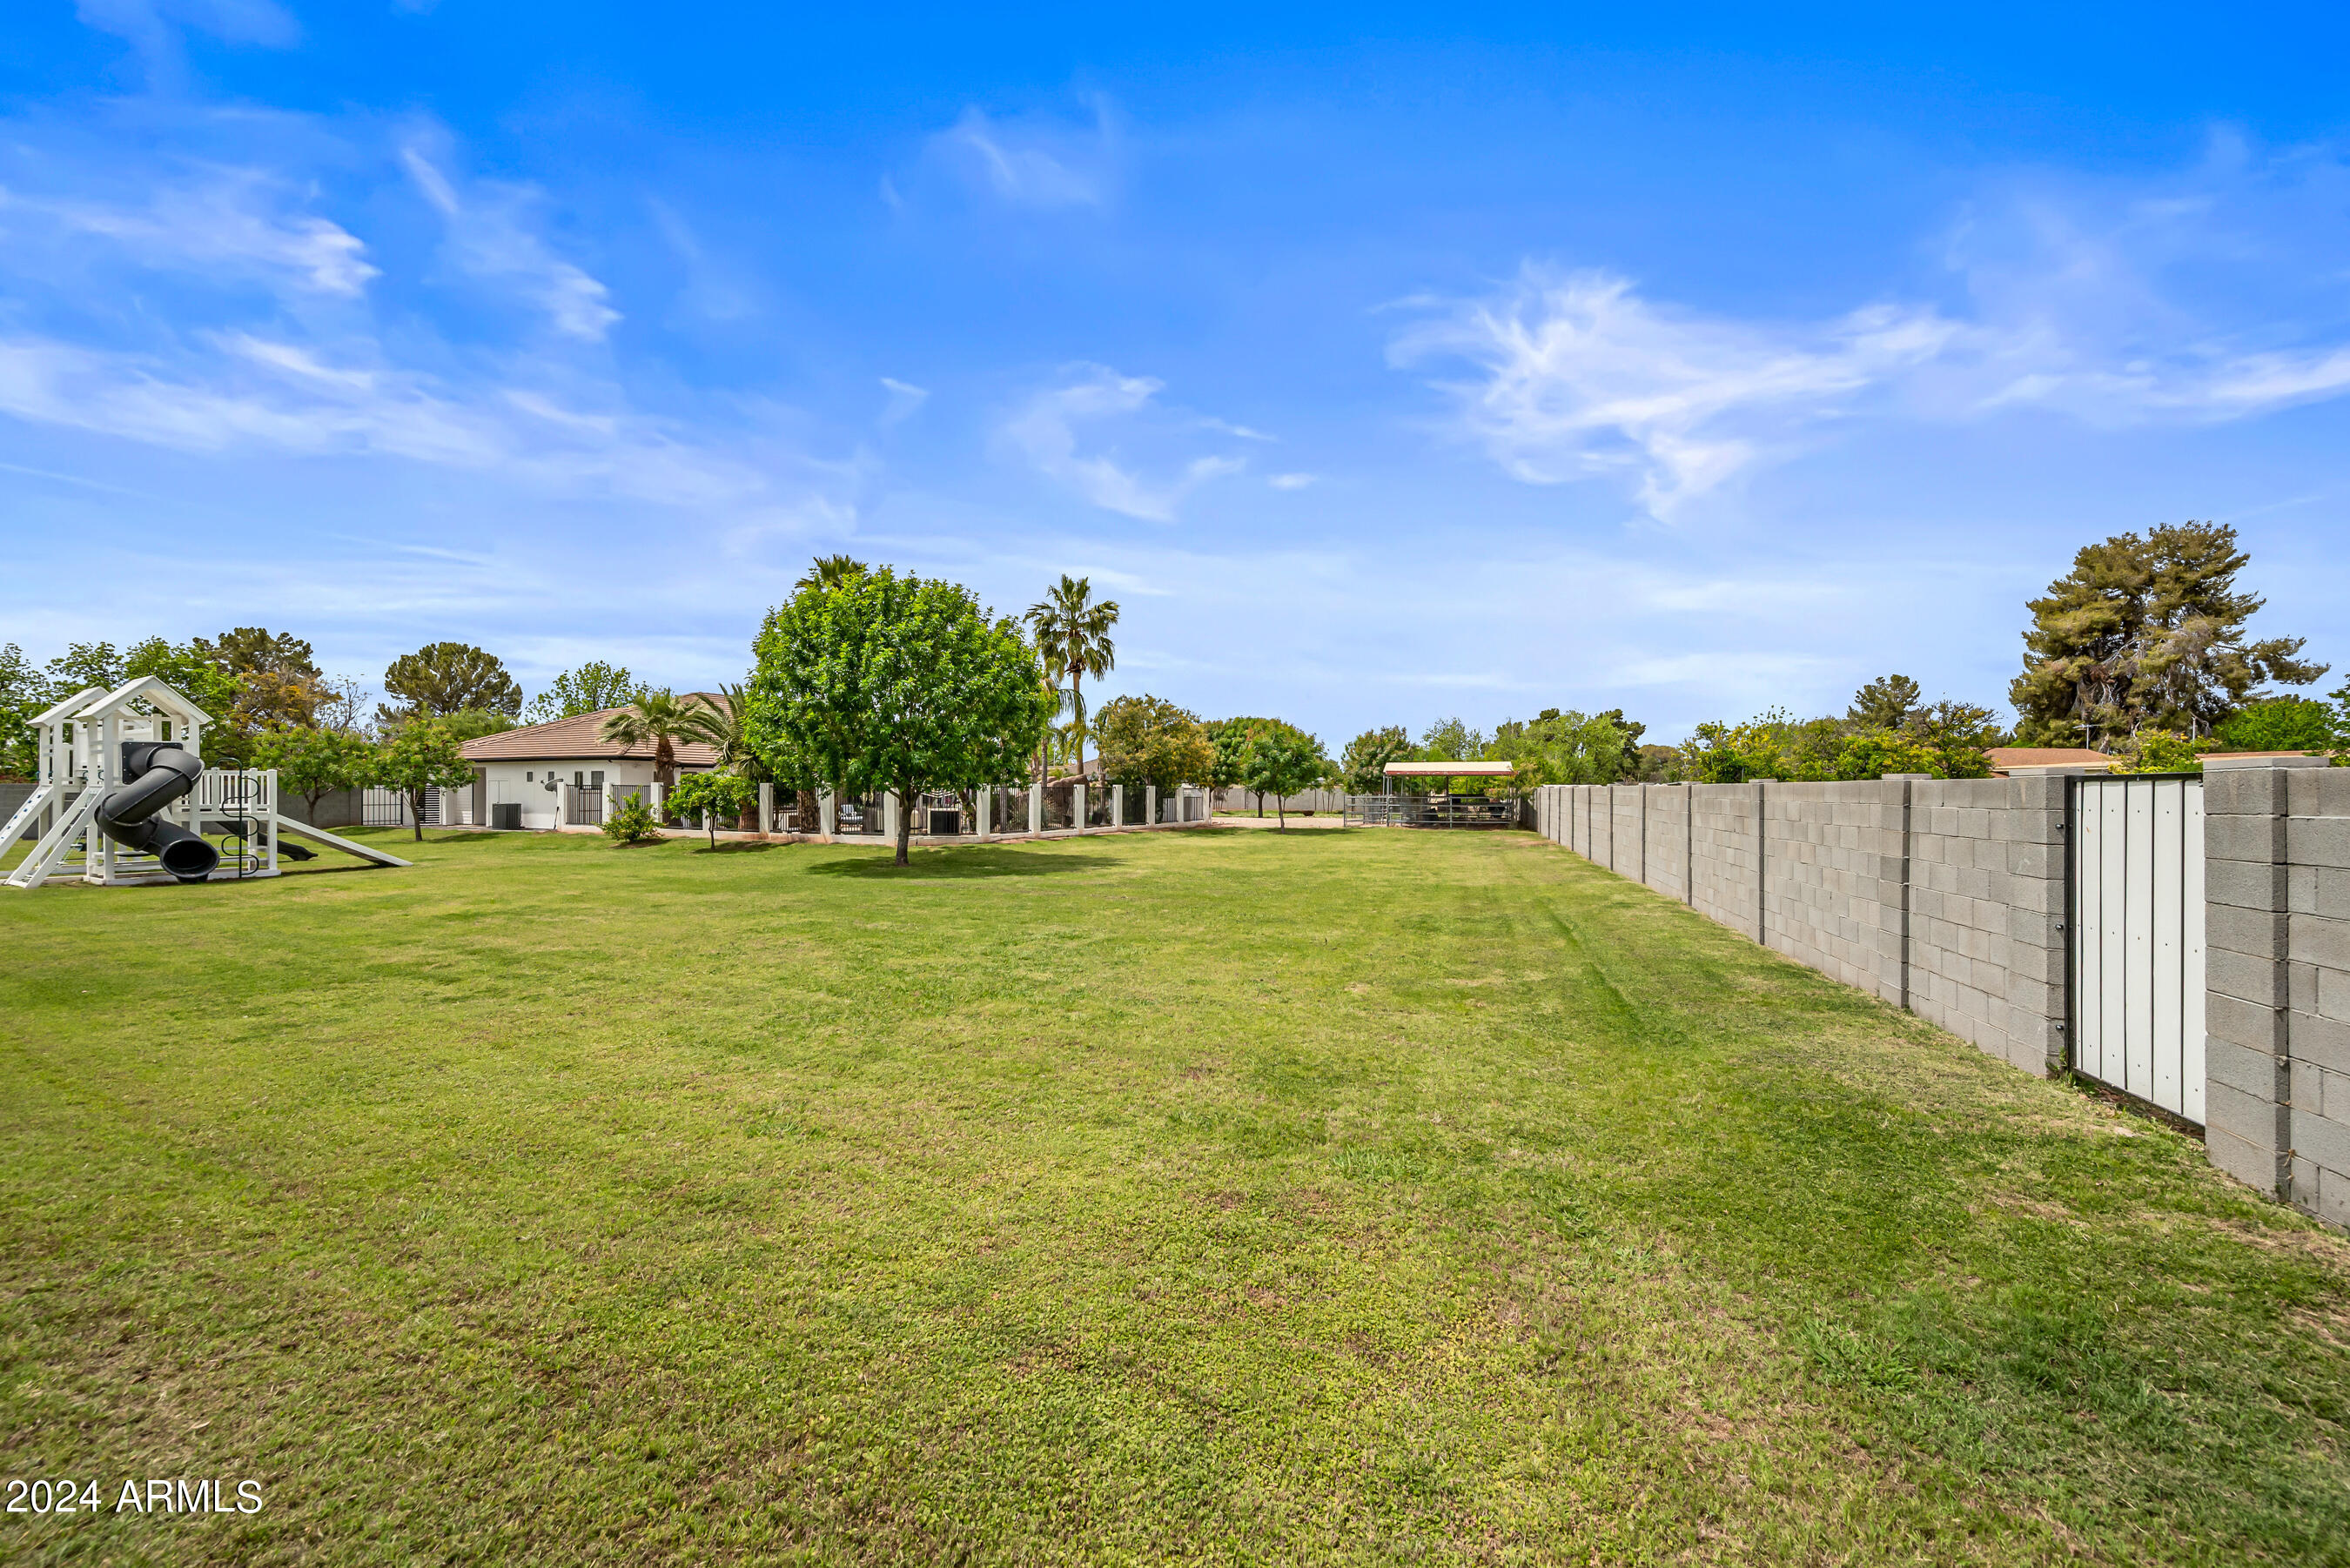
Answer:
[{"xmin": 3, "ymin": 825, "xmax": 2346, "ymax": 1565}]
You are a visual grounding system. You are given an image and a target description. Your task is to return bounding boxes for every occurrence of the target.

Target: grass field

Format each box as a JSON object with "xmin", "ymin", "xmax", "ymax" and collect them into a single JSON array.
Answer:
[{"xmin": 3, "ymin": 824, "xmax": 2347, "ymax": 1565}]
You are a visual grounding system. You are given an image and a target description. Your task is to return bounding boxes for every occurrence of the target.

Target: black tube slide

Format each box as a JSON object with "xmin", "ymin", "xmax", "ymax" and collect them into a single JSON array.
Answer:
[{"xmin": 97, "ymin": 742, "xmax": 219, "ymax": 883}]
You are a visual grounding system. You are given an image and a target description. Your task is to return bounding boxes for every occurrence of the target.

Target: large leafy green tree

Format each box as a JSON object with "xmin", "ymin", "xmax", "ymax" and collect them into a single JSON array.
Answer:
[
  {"xmin": 1908, "ymin": 700, "xmax": 2000, "ymax": 778},
  {"xmin": 2011, "ymin": 523, "xmax": 2326, "ymax": 747},
  {"xmin": 381, "ymin": 642, "xmax": 523, "ymax": 725},
  {"xmin": 1491, "ymin": 708, "xmax": 1634, "ymax": 787},
  {"xmin": 0, "ymin": 643, "xmax": 40, "ymax": 779},
  {"xmin": 1024, "ymin": 574, "xmax": 1119, "ymax": 783},
  {"xmin": 2213, "ymin": 696, "xmax": 2340, "ymax": 755},
  {"xmin": 1210, "ymin": 717, "xmax": 1319, "ymax": 814},
  {"xmin": 666, "ymin": 772, "xmax": 756, "ymax": 847},
  {"xmin": 747, "ymin": 570, "xmax": 1054, "ymax": 866},
  {"xmin": 1675, "ymin": 707, "xmax": 1994, "ymax": 783},
  {"xmin": 600, "ymin": 689, "xmax": 702, "ymax": 790},
  {"xmin": 1420, "ymin": 715, "xmax": 1486, "ymax": 762},
  {"xmin": 369, "ymin": 718, "xmax": 473, "ymax": 842},
  {"xmin": 195, "ymin": 627, "xmax": 325, "ymax": 730},
  {"xmin": 126, "ymin": 639, "xmax": 245, "ymax": 762},
  {"xmin": 1094, "ymin": 695, "xmax": 1214, "ymax": 794},
  {"xmin": 1239, "ymin": 728, "xmax": 1329, "ymax": 830},
  {"xmin": 1339, "ymin": 725, "xmax": 1414, "ymax": 794},
  {"xmin": 523, "ymin": 661, "xmax": 643, "ymax": 724},
  {"xmin": 252, "ymin": 726, "xmax": 376, "ymax": 819},
  {"xmin": 33, "ymin": 638, "xmax": 243, "ymax": 761}
]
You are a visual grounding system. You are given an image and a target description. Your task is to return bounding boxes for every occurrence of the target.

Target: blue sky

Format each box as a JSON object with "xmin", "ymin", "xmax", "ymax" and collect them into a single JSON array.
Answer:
[{"xmin": 3, "ymin": 3, "xmax": 2347, "ymax": 744}]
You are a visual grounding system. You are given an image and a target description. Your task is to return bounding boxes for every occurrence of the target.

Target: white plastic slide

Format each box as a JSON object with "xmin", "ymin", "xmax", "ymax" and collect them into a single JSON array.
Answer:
[{"xmin": 274, "ymin": 819, "xmax": 413, "ymax": 868}]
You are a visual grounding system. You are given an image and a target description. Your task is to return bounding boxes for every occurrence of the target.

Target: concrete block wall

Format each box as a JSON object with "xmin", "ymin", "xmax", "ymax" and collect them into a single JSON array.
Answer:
[
  {"xmin": 1689, "ymin": 783, "xmax": 1762, "ymax": 940},
  {"xmin": 1610, "ymin": 786, "xmax": 1644, "ymax": 883},
  {"xmin": 1642, "ymin": 783, "xmax": 1689, "ymax": 903},
  {"xmin": 2288, "ymin": 767, "xmax": 2350, "ymax": 1224},
  {"xmin": 2207, "ymin": 765, "xmax": 2350, "ymax": 1223},
  {"xmin": 1537, "ymin": 774, "xmax": 2066, "ymax": 1079},
  {"xmin": 1904, "ymin": 776, "xmax": 2067, "ymax": 1076},
  {"xmin": 279, "ymin": 787, "xmax": 364, "ymax": 830},
  {"xmin": 1760, "ymin": 780, "xmax": 1904, "ymax": 1006},
  {"xmin": 1538, "ymin": 762, "xmax": 2350, "ymax": 1227}
]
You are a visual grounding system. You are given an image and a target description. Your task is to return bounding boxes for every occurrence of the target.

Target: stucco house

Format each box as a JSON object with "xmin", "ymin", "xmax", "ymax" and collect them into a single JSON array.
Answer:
[{"xmin": 454, "ymin": 702, "xmax": 720, "ymax": 829}]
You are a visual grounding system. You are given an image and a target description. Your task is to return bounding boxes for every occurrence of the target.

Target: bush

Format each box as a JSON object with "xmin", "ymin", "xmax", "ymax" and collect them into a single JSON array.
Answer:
[
  {"xmin": 602, "ymin": 795, "xmax": 661, "ymax": 844},
  {"xmin": 2212, "ymin": 696, "xmax": 2338, "ymax": 755},
  {"xmin": 2114, "ymin": 732, "xmax": 2212, "ymax": 774}
]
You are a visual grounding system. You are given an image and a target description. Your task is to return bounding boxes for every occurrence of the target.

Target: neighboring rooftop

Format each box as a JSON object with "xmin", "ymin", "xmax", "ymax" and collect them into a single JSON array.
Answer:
[
  {"xmin": 1985, "ymin": 747, "xmax": 2115, "ymax": 775},
  {"xmin": 459, "ymin": 696, "xmax": 725, "ymax": 767}
]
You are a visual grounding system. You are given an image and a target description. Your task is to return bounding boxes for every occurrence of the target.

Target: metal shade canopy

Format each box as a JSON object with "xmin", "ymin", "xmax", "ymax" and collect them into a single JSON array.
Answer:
[{"xmin": 1381, "ymin": 761, "xmax": 1514, "ymax": 777}]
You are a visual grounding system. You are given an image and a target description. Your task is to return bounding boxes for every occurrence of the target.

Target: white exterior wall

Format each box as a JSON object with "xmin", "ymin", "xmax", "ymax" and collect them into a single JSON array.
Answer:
[{"xmin": 467, "ymin": 758, "xmax": 683, "ymax": 829}]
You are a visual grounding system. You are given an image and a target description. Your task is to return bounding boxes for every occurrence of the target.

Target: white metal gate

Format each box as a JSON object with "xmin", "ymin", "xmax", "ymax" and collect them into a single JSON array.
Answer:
[{"xmin": 2071, "ymin": 774, "xmax": 2206, "ymax": 1123}]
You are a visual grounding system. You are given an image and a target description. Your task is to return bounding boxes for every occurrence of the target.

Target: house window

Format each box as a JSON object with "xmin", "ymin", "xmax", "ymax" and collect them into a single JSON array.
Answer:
[
  {"xmin": 574, "ymin": 770, "xmax": 585, "ymax": 787},
  {"xmin": 590, "ymin": 770, "xmax": 604, "ymax": 788},
  {"xmin": 526, "ymin": 771, "xmax": 534, "ymax": 781}
]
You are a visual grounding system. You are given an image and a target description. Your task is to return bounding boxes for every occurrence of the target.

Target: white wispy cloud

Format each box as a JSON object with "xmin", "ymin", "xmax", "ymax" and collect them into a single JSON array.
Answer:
[
  {"xmin": 924, "ymin": 100, "xmax": 1119, "ymax": 211},
  {"xmin": 997, "ymin": 365, "xmax": 1248, "ymax": 521},
  {"xmin": 879, "ymin": 377, "xmax": 930, "ymax": 424},
  {"xmin": 1390, "ymin": 267, "xmax": 1954, "ymax": 518},
  {"xmin": 76, "ymin": 0, "xmax": 299, "ymax": 85},
  {"xmin": 1268, "ymin": 472, "xmax": 1317, "ymax": 490},
  {"xmin": 1399, "ymin": 139, "xmax": 2350, "ymax": 517},
  {"xmin": 0, "ymin": 111, "xmax": 843, "ymax": 521},
  {"xmin": 0, "ymin": 171, "xmax": 377, "ymax": 297},
  {"xmin": 401, "ymin": 144, "xmax": 620, "ymax": 341}
]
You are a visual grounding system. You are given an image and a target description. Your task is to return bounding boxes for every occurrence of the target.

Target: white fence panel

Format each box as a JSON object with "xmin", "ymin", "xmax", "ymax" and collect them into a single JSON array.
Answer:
[{"xmin": 2071, "ymin": 774, "xmax": 2205, "ymax": 1124}]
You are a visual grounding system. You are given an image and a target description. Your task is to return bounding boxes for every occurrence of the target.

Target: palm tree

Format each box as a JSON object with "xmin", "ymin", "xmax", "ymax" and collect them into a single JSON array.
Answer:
[
  {"xmin": 677, "ymin": 684, "xmax": 772, "ymax": 829},
  {"xmin": 677, "ymin": 684, "xmax": 767, "ymax": 781},
  {"xmin": 798, "ymin": 554, "xmax": 870, "ymax": 592},
  {"xmin": 600, "ymin": 687, "xmax": 701, "ymax": 789},
  {"xmin": 1032, "ymin": 646, "xmax": 1070, "ymax": 787},
  {"xmin": 1024, "ymin": 574, "xmax": 1119, "ymax": 783}
]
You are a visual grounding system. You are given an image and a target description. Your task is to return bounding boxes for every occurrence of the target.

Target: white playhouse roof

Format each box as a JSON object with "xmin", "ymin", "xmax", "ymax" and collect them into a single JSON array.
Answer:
[
  {"xmin": 30, "ymin": 686, "xmax": 106, "ymax": 727},
  {"xmin": 71, "ymin": 675, "xmax": 215, "ymax": 728}
]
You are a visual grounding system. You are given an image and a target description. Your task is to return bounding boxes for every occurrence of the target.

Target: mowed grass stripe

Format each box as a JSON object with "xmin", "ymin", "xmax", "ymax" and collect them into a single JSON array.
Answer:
[{"xmin": 2, "ymin": 825, "xmax": 2345, "ymax": 1565}]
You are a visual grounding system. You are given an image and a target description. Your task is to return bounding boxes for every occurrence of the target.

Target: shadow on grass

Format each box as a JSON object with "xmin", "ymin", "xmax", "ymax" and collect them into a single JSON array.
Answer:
[
  {"xmin": 808, "ymin": 846, "xmax": 1117, "ymax": 879},
  {"xmin": 690, "ymin": 841, "xmax": 780, "ymax": 854}
]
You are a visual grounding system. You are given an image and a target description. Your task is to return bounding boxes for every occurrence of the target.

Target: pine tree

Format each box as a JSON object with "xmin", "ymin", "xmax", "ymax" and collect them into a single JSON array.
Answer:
[
  {"xmin": 1847, "ymin": 673, "xmax": 1922, "ymax": 731},
  {"xmin": 2011, "ymin": 522, "xmax": 2326, "ymax": 747}
]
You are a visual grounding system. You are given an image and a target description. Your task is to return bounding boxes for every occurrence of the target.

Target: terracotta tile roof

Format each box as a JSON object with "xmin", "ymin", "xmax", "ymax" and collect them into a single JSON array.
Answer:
[
  {"xmin": 1986, "ymin": 747, "xmax": 2114, "ymax": 774},
  {"xmin": 460, "ymin": 694, "xmax": 726, "ymax": 766}
]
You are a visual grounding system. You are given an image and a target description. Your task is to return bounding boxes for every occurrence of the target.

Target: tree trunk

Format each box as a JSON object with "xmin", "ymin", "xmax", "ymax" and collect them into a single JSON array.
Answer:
[
  {"xmin": 1071, "ymin": 673, "xmax": 1084, "ymax": 783},
  {"xmin": 410, "ymin": 787, "xmax": 425, "ymax": 841},
  {"xmin": 1276, "ymin": 796, "xmax": 1286, "ymax": 830},
  {"xmin": 894, "ymin": 781, "xmax": 912, "ymax": 866}
]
